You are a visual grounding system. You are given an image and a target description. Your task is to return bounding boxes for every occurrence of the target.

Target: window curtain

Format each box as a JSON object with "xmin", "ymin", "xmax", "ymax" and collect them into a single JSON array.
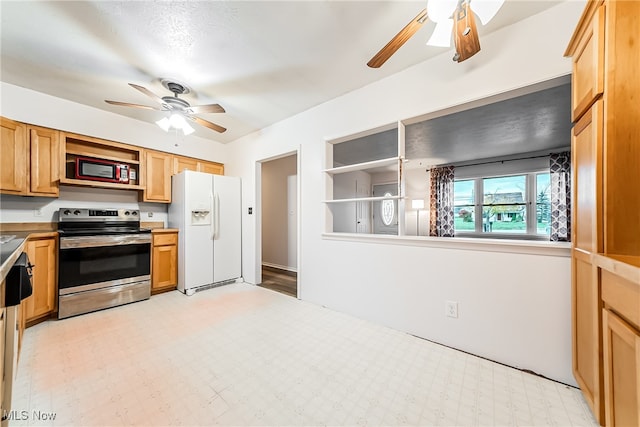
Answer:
[
  {"xmin": 550, "ymin": 152, "xmax": 571, "ymax": 241},
  {"xmin": 429, "ymin": 166, "xmax": 455, "ymax": 237}
]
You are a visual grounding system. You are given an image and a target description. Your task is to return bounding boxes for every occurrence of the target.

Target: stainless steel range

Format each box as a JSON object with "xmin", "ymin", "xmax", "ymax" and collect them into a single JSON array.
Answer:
[{"xmin": 57, "ymin": 208, "xmax": 151, "ymax": 319}]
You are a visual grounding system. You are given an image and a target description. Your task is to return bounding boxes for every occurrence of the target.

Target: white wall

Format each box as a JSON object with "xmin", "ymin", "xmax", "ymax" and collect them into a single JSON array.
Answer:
[
  {"xmin": 261, "ymin": 154, "xmax": 297, "ymax": 270},
  {"xmin": 224, "ymin": 1, "xmax": 584, "ymax": 386},
  {"xmin": 0, "ymin": 82, "xmax": 231, "ymax": 225}
]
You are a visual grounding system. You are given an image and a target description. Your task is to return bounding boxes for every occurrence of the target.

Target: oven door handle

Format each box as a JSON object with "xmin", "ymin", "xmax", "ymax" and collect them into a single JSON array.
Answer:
[{"xmin": 60, "ymin": 234, "xmax": 151, "ymax": 249}]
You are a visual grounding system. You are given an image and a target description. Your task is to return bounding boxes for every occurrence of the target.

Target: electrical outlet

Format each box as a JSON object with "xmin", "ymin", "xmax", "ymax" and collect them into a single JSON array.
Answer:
[
  {"xmin": 34, "ymin": 208, "xmax": 43, "ymax": 217},
  {"xmin": 147, "ymin": 212, "xmax": 154, "ymax": 218},
  {"xmin": 445, "ymin": 301, "xmax": 458, "ymax": 318}
]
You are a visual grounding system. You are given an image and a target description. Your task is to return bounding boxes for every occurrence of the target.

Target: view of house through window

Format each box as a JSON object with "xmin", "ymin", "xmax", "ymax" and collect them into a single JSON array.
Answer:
[{"xmin": 454, "ymin": 172, "xmax": 551, "ymax": 237}]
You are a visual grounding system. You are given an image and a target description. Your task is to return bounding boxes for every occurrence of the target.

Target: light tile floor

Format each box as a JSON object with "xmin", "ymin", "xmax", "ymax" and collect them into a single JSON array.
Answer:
[{"xmin": 12, "ymin": 283, "xmax": 598, "ymax": 426}]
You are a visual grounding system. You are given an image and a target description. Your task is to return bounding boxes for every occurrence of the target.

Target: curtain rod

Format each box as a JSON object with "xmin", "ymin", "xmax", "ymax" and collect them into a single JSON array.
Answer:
[{"xmin": 424, "ymin": 153, "xmax": 566, "ymax": 172}]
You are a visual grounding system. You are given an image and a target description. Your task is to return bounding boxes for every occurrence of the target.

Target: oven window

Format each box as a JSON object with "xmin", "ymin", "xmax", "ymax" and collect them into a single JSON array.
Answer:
[{"xmin": 59, "ymin": 243, "xmax": 150, "ymax": 289}]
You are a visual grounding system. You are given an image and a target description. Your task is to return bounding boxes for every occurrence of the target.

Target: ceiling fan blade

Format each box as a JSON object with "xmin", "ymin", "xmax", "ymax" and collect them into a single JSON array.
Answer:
[
  {"xmin": 191, "ymin": 116, "xmax": 227, "ymax": 133},
  {"xmin": 453, "ymin": 1, "xmax": 481, "ymax": 62},
  {"xmin": 426, "ymin": 19, "xmax": 454, "ymax": 47},
  {"xmin": 128, "ymin": 83, "xmax": 166, "ymax": 105},
  {"xmin": 367, "ymin": 8, "xmax": 428, "ymax": 68},
  {"xmin": 187, "ymin": 104, "xmax": 225, "ymax": 114},
  {"xmin": 105, "ymin": 100, "xmax": 160, "ymax": 110}
]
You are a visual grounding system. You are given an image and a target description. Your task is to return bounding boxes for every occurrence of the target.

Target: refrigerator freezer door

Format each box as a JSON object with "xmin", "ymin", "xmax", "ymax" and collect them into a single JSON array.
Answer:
[
  {"xmin": 183, "ymin": 172, "xmax": 215, "ymax": 290},
  {"xmin": 213, "ymin": 175, "xmax": 242, "ymax": 283}
]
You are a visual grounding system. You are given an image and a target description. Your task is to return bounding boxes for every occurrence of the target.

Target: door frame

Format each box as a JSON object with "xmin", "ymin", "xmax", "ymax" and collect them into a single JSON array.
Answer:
[{"xmin": 255, "ymin": 148, "xmax": 301, "ymax": 297}]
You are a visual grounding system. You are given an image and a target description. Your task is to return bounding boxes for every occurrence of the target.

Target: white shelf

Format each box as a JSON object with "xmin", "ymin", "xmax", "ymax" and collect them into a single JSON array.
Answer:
[
  {"xmin": 324, "ymin": 157, "xmax": 399, "ymax": 175},
  {"xmin": 324, "ymin": 195, "xmax": 403, "ymax": 204}
]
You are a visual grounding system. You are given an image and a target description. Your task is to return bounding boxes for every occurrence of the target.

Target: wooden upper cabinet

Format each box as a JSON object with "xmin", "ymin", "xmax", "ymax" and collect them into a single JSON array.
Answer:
[
  {"xmin": 199, "ymin": 161, "xmax": 224, "ymax": 175},
  {"xmin": 572, "ymin": 99, "xmax": 603, "ymax": 254},
  {"xmin": 173, "ymin": 155, "xmax": 224, "ymax": 175},
  {"xmin": 29, "ymin": 125, "xmax": 60, "ymax": 196},
  {"xmin": 566, "ymin": 2, "xmax": 605, "ymax": 122},
  {"xmin": 1, "ymin": 117, "xmax": 27, "ymax": 195},
  {"xmin": 173, "ymin": 156, "xmax": 198, "ymax": 174},
  {"xmin": 142, "ymin": 150, "xmax": 172, "ymax": 203}
]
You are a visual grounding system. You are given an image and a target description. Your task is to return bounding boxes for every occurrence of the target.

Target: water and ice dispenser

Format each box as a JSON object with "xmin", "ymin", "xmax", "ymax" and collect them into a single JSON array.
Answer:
[{"xmin": 191, "ymin": 210, "xmax": 211, "ymax": 225}]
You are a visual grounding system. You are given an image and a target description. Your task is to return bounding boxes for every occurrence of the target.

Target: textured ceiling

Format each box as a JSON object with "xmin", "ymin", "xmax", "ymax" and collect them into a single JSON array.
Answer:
[{"xmin": 1, "ymin": 1, "xmax": 561, "ymax": 143}]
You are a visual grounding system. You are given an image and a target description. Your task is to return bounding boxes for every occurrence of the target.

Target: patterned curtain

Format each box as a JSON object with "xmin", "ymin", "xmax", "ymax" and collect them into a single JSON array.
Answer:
[
  {"xmin": 550, "ymin": 152, "xmax": 571, "ymax": 241},
  {"xmin": 429, "ymin": 166, "xmax": 455, "ymax": 237}
]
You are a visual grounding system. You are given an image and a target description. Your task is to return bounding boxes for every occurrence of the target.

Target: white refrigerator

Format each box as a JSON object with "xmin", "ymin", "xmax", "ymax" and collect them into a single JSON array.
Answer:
[{"xmin": 168, "ymin": 171, "xmax": 242, "ymax": 295}]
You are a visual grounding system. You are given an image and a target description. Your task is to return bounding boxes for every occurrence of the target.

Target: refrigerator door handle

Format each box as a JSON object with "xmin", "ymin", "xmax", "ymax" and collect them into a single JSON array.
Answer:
[
  {"xmin": 214, "ymin": 193, "xmax": 220, "ymax": 239},
  {"xmin": 209, "ymin": 191, "xmax": 215, "ymax": 240}
]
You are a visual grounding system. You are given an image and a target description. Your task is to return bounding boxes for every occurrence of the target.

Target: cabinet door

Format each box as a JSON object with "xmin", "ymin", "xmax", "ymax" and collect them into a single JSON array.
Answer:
[
  {"xmin": 0, "ymin": 117, "xmax": 27, "ymax": 195},
  {"xmin": 603, "ymin": 309, "xmax": 640, "ymax": 427},
  {"xmin": 572, "ymin": 100, "xmax": 603, "ymax": 254},
  {"xmin": 24, "ymin": 237, "xmax": 57, "ymax": 323},
  {"xmin": 152, "ymin": 244, "xmax": 177, "ymax": 290},
  {"xmin": 198, "ymin": 161, "xmax": 224, "ymax": 175},
  {"xmin": 174, "ymin": 156, "xmax": 199, "ymax": 174},
  {"xmin": 143, "ymin": 150, "xmax": 172, "ymax": 203},
  {"xmin": 571, "ymin": 4, "xmax": 604, "ymax": 121},
  {"xmin": 573, "ymin": 251, "xmax": 603, "ymax": 421},
  {"xmin": 29, "ymin": 126, "xmax": 60, "ymax": 196}
]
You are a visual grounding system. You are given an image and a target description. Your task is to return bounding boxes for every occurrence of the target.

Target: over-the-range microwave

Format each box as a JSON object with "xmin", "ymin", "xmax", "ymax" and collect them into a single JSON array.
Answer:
[{"xmin": 75, "ymin": 157, "xmax": 129, "ymax": 184}]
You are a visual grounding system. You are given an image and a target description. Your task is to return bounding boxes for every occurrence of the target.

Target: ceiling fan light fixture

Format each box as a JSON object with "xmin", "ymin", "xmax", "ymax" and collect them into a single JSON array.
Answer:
[
  {"xmin": 156, "ymin": 112, "xmax": 195, "ymax": 135},
  {"xmin": 427, "ymin": 0, "xmax": 458, "ymax": 22},
  {"xmin": 182, "ymin": 121, "xmax": 195, "ymax": 136},
  {"xmin": 155, "ymin": 117, "xmax": 171, "ymax": 132},
  {"xmin": 427, "ymin": 18, "xmax": 454, "ymax": 47},
  {"xmin": 471, "ymin": 0, "xmax": 505, "ymax": 25}
]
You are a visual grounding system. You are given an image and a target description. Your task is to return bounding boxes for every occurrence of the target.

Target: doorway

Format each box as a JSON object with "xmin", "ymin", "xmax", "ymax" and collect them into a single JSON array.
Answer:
[
  {"xmin": 372, "ymin": 183, "xmax": 398, "ymax": 235},
  {"xmin": 258, "ymin": 153, "xmax": 298, "ymax": 297}
]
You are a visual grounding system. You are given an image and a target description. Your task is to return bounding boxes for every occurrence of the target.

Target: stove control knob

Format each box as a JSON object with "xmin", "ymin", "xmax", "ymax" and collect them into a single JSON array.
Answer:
[
  {"xmin": 63, "ymin": 209, "xmax": 71, "ymax": 215},
  {"xmin": 131, "ymin": 211, "xmax": 138, "ymax": 216},
  {"xmin": 124, "ymin": 211, "xmax": 130, "ymax": 216},
  {"xmin": 73, "ymin": 210, "xmax": 81, "ymax": 215}
]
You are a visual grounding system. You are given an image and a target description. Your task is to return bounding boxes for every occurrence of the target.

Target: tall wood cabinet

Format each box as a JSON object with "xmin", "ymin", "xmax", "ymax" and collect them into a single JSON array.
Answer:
[
  {"xmin": 0, "ymin": 118, "xmax": 59, "ymax": 197},
  {"xmin": 565, "ymin": 1, "xmax": 640, "ymax": 425}
]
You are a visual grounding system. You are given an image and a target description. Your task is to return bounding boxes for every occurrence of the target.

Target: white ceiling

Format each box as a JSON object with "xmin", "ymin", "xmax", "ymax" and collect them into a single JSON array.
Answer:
[{"xmin": 1, "ymin": 1, "xmax": 560, "ymax": 144}]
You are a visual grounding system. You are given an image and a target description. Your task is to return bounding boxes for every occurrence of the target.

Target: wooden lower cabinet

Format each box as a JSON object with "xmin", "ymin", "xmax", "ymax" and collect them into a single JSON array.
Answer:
[
  {"xmin": 152, "ymin": 230, "xmax": 178, "ymax": 294},
  {"xmin": 24, "ymin": 235, "xmax": 57, "ymax": 325},
  {"xmin": 602, "ymin": 310, "xmax": 640, "ymax": 427},
  {"xmin": 573, "ymin": 251, "xmax": 603, "ymax": 420}
]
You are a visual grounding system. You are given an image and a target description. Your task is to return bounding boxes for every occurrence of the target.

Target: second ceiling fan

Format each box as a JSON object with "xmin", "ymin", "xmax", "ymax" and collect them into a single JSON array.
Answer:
[{"xmin": 367, "ymin": 0, "xmax": 505, "ymax": 68}]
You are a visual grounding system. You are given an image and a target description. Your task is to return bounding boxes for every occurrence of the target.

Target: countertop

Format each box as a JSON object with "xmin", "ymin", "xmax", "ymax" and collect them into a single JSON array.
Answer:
[
  {"xmin": 0, "ymin": 235, "xmax": 27, "ymax": 284},
  {"xmin": 0, "ymin": 231, "xmax": 58, "ymax": 284}
]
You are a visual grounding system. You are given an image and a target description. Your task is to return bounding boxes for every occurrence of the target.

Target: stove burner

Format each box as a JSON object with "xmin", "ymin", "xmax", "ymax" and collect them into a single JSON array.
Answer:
[{"xmin": 58, "ymin": 208, "xmax": 148, "ymax": 236}]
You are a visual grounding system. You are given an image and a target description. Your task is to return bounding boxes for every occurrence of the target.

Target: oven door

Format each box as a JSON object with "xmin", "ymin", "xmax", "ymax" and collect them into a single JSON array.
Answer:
[{"xmin": 59, "ymin": 234, "xmax": 151, "ymax": 292}]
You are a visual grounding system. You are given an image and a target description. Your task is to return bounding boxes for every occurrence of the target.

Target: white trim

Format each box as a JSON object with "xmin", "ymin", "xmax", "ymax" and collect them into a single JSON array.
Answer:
[
  {"xmin": 324, "ymin": 157, "xmax": 399, "ymax": 175},
  {"xmin": 262, "ymin": 262, "xmax": 297, "ymax": 273},
  {"xmin": 322, "ymin": 233, "xmax": 571, "ymax": 257},
  {"xmin": 324, "ymin": 195, "xmax": 403, "ymax": 204}
]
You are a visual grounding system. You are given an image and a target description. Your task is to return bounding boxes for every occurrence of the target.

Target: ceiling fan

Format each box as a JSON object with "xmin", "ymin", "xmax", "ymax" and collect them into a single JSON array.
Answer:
[
  {"xmin": 367, "ymin": 0, "xmax": 505, "ymax": 68},
  {"xmin": 105, "ymin": 79, "xmax": 227, "ymax": 134}
]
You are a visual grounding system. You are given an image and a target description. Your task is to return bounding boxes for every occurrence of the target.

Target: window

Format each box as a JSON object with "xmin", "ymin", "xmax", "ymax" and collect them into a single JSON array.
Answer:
[{"xmin": 454, "ymin": 171, "xmax": 551, "ymax": 239}]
